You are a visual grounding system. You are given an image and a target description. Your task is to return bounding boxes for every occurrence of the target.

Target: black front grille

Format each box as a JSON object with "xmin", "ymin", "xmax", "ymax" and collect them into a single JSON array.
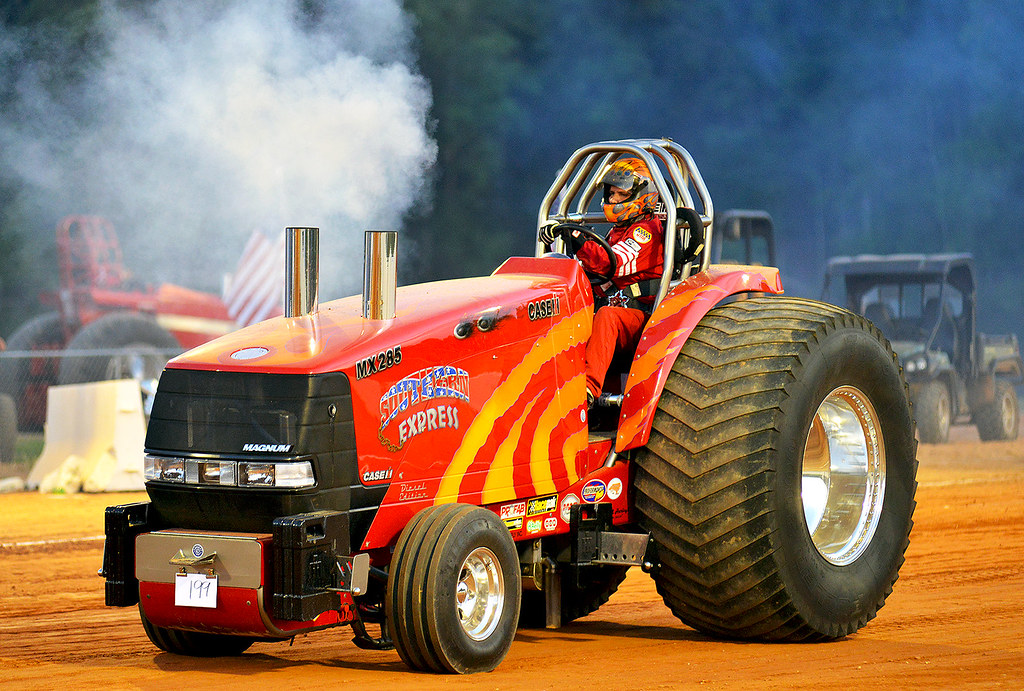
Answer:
[{"xmin": 144, "ymin": 369, "xmax": 384, "ymax": 542}]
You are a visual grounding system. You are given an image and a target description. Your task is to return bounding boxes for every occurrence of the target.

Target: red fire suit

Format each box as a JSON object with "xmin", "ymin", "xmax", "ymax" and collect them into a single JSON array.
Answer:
[{"xmin": 574, "ymin": 215, "xmax": 665, "ymax": 400}]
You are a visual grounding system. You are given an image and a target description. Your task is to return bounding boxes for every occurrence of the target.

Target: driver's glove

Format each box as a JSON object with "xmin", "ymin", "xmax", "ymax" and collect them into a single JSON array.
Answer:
[{"xmin": 538, "ymin": 221, "xmax": 561, "ymax": 246}]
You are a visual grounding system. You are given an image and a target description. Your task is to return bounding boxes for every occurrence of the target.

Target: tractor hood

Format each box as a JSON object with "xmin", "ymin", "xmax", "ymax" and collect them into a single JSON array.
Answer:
[{"xmin": 167, "ymin": 256, "xmax": 593, "ymax": 377}]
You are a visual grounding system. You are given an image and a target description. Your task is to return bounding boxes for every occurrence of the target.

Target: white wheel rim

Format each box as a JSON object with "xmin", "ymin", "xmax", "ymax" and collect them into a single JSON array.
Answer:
[
  {"xmin": 801, "ymin": 386, "xmax": 886, "ymax": 565},
  {"xmin": 456, "ymin": 546, "xmax": 504, "ymax": 641},
  {"xmin": 999, "ymin": 390, "xmax": 1015, "ymax": 433}
]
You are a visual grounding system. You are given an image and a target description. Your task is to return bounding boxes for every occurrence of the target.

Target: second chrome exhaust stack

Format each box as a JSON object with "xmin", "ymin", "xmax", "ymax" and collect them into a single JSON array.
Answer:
[{"xmin": 363, "ymin": 230, "xmax": 397, "ymax": 320}]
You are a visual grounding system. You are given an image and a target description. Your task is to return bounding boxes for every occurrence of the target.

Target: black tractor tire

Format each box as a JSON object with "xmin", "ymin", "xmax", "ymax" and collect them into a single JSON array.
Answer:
[
  {"xmin": 139, "ymin": 605, "xmax": 254, "ymax": 656},
  {"xmin": 387, "ymin": 503, "xmax": 521, "ymax": 674},
  {"xmin": 633, "ymin": 296, "xmax": 918, "ymax": 641},
  {"xmin": 518, "ymin": 564, "xmax": 629, "ymax": 628},
  {"xmin": 916, "ymin": 379, "xmax": 952, "ymax": 444},
  {"xmin": 58, "ymin": 312, "xmax": 179, "ymax": 387},
  {"xmin": 974, "ymin": 379, "xmax": 1019, "ymax": 441},
  {"xmin": 0, "ymin": 393, "xmax": 17, "ymax": 464},
  {"xmin": 0, "ymin": 311, "xmax": 66, "ymax": 431}
]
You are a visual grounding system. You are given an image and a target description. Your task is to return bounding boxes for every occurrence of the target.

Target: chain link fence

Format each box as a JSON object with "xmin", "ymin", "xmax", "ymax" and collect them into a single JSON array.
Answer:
[{"xmin": 0, "ymin": 347, "xmax": 181, "ymax": 475}]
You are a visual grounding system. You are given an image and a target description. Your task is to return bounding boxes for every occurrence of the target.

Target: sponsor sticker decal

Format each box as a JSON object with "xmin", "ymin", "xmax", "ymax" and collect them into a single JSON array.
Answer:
[
  {"xmin": 191, "ymin": 544, "xmax": 204, "ymax": 559},
  {"xmin": 526, "ymin": 495, "xmax": 558, "ymax": 516},
  {"xmin": 560, "ymin": 494, "xmax": 579, "ymax": 523},
  {"xmin": 543, "ymin": 516, "xmax": 558, "ymax": 531},
  {"xmin": 582, "ymin": 479, "xmax": 607, "ymax": 503},
  {"xmin": 378, "ymin": 365, "xmax": 470, "ymax": 451},
  {"xmin": 526, "ymin": 519, "xmax": 542, "ymax": 534},
  {"xmin": 607, "ymin": 477, "xmax": 623, "ymax": 500},
  {"xmin": 633, "ymin": 227, "xmax": 652, "ymax": 244},
  {"xmin": 500, "ymin": 501, "xmax": 527, "ymax": 520},
  {"xmin": 504, "ymin": 516, "xmax": 523, "ymax": 531}
]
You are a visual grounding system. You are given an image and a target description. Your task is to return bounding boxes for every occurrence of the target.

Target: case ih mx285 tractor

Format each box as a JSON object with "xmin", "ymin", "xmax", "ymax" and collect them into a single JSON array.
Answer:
[{"xmin": 101, "ymin": 139, "xmax": 918, "ymax": 674}]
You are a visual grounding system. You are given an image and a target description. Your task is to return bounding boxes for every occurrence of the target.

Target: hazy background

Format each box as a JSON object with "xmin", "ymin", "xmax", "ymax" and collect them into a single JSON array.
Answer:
[{"xmin": 1, "ymin": 0, "xmax": 1022, "ymax": 337}]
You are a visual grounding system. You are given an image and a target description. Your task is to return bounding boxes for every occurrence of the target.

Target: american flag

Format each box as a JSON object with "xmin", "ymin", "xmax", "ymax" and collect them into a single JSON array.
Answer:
[{"xmin": 224, "ymin": 230, "xmax": 285, "ymax": 327}]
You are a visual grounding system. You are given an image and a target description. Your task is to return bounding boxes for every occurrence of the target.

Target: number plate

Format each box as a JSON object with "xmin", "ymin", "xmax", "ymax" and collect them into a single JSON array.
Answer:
[{"xmin": 174, "ymin": 572, "xmax": 218, "ymax": 608}]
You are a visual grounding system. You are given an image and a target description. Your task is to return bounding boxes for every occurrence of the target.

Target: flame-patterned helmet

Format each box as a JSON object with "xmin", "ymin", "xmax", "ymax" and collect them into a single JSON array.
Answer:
[{"xmin": 601, "ymin": 157, "xmax": 658, "ymax": 225}]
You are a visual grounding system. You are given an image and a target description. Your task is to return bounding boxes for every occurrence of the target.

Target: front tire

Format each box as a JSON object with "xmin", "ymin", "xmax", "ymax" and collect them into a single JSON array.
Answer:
[
  {"xmin": 387, "ymin": 504, "xmax": 520, "ymax": 674},
  {"xmin": 633, "ymin": 296, "xmax": 917, "ymax": 641},
  {"xmin": 975, "ymin": 379, "xmax": 1019, "ymax": 441}
]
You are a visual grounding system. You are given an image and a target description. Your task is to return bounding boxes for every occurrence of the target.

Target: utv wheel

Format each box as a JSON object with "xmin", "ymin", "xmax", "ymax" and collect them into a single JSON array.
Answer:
[
  {"xmin": 387, "ymin": 504, "xmax": 521, "ymax": 674},
  {"xmin": 518, "ymin": 564, "xmax": 628, "ymax": 628},
  {"xmin": 139, "ymin": 605, "xmax": 254, "ymax": 656},
  {"xmin": 0, "ymin": 311, "xmax": 65, "ymax": 431},
  {"xmin": 916, "ymin": 380, "xmax": 951, "ymax": 444},
  {"xmin": 975, "ymin": 379, "xmax": 1019, "ymax": 441},
  {"xmin": 633, "ymin": 296, "xmax": 917, "ymax": 641}
]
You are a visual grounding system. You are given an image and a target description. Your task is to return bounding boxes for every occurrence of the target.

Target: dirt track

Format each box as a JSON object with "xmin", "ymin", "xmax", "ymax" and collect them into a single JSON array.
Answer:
[{"xmin": 2, "ymin": 426, "xmax": 1023, "ymax": 690}]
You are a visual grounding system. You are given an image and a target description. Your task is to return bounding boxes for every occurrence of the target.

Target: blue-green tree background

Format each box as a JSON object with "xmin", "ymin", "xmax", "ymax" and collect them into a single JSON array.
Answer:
[{"xmin": 2, "ymin": 0, "xmax": 1022, "ymax": 335}]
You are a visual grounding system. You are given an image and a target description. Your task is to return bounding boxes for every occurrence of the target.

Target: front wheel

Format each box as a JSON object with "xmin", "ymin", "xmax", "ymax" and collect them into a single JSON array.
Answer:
[
  {"xmin": 387, "ymin": 504, "xmax": 521, "ymax": 674},
  {"xmin": 634, "ymin": 296, "xmax": 918, "ymax": 641}
]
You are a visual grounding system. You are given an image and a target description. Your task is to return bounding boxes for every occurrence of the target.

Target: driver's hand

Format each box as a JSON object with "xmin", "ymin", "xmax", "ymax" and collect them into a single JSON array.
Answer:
[{"xmin": 538, "ymin": 221, "xmax": 562, "ymax": 246}]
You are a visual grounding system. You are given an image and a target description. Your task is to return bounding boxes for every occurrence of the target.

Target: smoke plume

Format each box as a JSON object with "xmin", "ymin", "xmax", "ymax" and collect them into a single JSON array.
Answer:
[{"xmin": 0, "ymin": 0, "xmax": 436, "ymax": 299}]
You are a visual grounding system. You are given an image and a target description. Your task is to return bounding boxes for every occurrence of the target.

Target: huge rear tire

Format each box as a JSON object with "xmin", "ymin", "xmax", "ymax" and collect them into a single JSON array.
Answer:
[
  {"xmin": 915, "ymin": 379, "xmax": 951, "ymax": 444},
  {"xmin": 139, "ymin": 605, "xmax": 254, "ymax": 656},
  {"xmin": 633, "ymin": 296, "xmax": 917, "ymax": 641},
  {"xmin": 974, "ymin": 379, "xmax": 1019, "ymax": 441},
  {"xmin": 387, "ymin": 504, "xmax": 521, "ymax": 674},
  {"xmin": 0, "ymin": 312, "xmax": 66, "ymax": 431},
  {"xmin": 58, "ymin": 312, "xmax": 179, "ymax": 417},
  {"xmin": 58, "ymin": 312, "xmax": 179, "ymax": 387}
]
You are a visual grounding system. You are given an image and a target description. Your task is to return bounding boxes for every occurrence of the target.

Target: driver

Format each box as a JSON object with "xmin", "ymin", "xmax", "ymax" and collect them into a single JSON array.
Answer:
[{"xmin": 539, "ymin": 157, "xmax": 665, "ymax": 407}]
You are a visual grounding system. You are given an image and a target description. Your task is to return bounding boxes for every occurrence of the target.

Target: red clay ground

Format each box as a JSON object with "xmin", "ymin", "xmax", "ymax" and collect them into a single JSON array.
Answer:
[{"xmin": 2, "ymin": 424, "xmax": 1023, "ymax": 690}]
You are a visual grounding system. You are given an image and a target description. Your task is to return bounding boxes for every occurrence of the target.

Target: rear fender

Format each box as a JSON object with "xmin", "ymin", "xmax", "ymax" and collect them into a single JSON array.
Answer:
[{"xmin": 615, "ymin": 265, "xmax": 783, "ymax": 451}]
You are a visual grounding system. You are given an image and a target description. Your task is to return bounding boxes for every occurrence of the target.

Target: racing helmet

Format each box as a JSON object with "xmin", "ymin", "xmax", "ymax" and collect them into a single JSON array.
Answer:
[{"xmin": 601, "ymin": 157, "xmax": 658, "ymax": 225}]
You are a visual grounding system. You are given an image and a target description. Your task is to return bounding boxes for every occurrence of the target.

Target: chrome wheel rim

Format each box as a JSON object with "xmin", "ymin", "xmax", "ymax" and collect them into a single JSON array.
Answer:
[
  {"xmin": 801, "ymin": 386, "xmax": 886, "ymax": 565},
  {"xmin": 456, "ymin": 546, "xmax": 504, "ymax": 640}
]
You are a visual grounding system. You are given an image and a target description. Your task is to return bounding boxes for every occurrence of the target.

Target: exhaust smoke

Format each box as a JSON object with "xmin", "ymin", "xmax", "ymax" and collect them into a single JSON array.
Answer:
[{"xmin": 0, "ymin": 0, "xmax": 436, "ymax": 300}]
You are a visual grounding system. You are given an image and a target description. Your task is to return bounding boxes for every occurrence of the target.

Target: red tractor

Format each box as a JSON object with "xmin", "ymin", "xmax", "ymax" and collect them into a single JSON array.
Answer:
[
  {"xmin": 101, "ymin": 139, "xmax": 918, "ymax": 674},
  {"xmin": 0, "ymin": 215, "xmax": 235, "ymax": 429}
]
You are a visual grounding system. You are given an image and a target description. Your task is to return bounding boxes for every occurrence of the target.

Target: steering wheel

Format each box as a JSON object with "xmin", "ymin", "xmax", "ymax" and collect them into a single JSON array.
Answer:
[{"xmin": 548, "ymin": 222, "xmax": 617, "ymax": 282}]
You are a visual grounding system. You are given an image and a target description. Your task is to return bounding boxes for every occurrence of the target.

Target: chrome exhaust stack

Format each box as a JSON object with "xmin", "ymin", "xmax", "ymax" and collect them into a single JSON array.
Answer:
[
  {"xmin": 284, "ymin": 227, "xmax": 319, "ymax": 318},
  {"xmin": 363, "ymin": 231, "xmax": 397, "ymax": 320}
]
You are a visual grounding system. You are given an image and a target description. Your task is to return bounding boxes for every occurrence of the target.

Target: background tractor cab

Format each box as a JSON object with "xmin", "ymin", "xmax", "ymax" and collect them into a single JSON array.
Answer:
[
  {"xmin": 823, "ymin": 253, "xmax": 1022, "ymax": 443},
  {"xmin": 712, "ymin": 209, "xmax": 776, "ymax": 267}
]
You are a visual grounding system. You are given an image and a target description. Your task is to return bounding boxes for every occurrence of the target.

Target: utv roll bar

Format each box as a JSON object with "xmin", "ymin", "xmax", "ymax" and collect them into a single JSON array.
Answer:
[{"xmin": 536, "ymin": 138, "xmax": 714, "ymax": 309}]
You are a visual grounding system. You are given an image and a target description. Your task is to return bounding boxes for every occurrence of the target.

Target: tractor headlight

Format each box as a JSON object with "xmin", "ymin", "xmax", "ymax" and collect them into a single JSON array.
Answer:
[
  {"xmin": 237, "ymin": 460, "xmax": 315, "ymax": 488},
  {"xmin": 904, "ymin": 353, "xmax": 928, "ymax": 374},
  {"xmin": 145, "ymin": 455, "xmax": 314, "ymax": 488},
  {"xmin": 145, "ymin": 455, "xmax": 184, "ymax": 483}
]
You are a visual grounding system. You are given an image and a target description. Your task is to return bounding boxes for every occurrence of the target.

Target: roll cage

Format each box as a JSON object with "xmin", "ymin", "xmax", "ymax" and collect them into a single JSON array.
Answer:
[{"xmin": 535, "ymin": 138, "xmax": 714, "ymax": 309}]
